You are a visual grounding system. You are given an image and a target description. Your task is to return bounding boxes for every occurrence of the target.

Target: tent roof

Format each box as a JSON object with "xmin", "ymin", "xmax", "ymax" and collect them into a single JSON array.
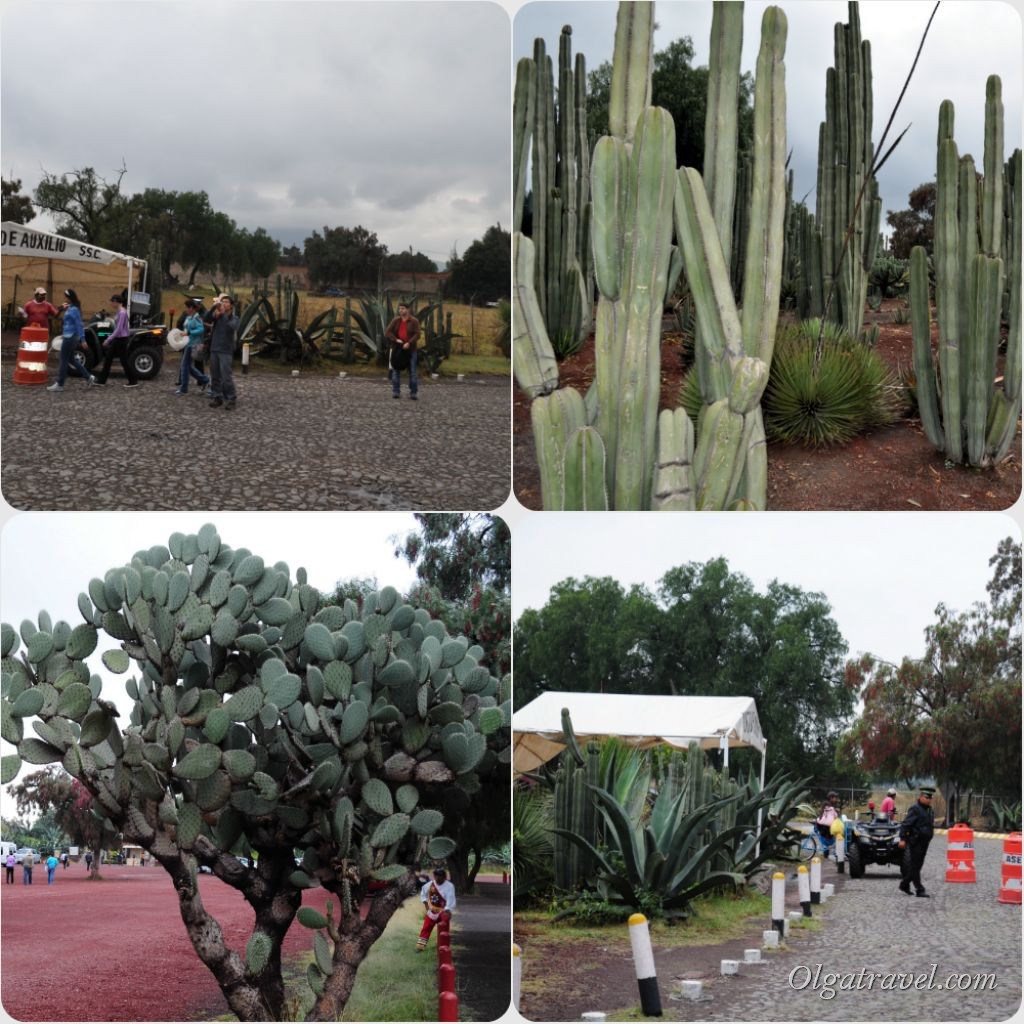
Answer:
[
  {"xmin": 1, "ymin": 222, "xmax": 144, "ymax": 267},
  {"xmin": 512, "ymin": 691, "xmax": 765, "ymax": 773}
]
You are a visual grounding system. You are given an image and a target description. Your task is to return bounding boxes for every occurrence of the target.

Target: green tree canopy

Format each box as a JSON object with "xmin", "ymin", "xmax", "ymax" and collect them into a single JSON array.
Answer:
[
  {"xmin": 444, "ymin": 224, "xmax": 510, "ymax": 302},
  {"xmin": 384, "ymin": 250, "xmax": 437, "ymax": 272},
  {"xmin": 586, "ymin": 37, "xmax": 755, "ymax": 172},
  {"xmin": 514, "ymin": 559, "xmax": 853, "ymax": 780},
  {"xmin": 304, "ymin": 225, "xmax": 387, "ymax": 289},
  {"xmin": 2, "ymin": 178, "xmax": 34, "ymax": 223},
  {"xmin": 885, "ymin": 182, "xmax": 936, "ymax": 259}
]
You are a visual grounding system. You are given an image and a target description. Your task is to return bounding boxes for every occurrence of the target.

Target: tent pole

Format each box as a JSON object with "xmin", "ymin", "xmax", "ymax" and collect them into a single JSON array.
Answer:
[
  {"xmin": 721, "ymin": 734, "xmax": 729, "ymax": 772},
  {"xmin": 127, "ymin": 257, "xmax": 134, "ymax": 315}
]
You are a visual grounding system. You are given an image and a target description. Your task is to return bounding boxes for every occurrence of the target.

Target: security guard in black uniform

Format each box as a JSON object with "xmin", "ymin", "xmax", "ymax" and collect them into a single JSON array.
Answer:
[{"xmin": 898, "ymin": 785, "xmax": 935, "ymax": 897}]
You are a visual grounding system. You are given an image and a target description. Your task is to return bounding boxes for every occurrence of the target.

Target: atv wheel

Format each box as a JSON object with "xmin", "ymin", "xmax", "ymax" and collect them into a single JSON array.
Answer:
[
  {"xmin": 847, "ymin": 841, "xmax": 865, "ymax": 878},
  {"xmin": 129, "ymin": 344, "xmax": 162, "ymax": 380}
]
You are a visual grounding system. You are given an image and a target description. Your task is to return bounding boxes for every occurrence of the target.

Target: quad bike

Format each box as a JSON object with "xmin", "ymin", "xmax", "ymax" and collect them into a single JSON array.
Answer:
[{"xmin": 846, "ymin": 815, "xmax": 912, "ymax": 878}]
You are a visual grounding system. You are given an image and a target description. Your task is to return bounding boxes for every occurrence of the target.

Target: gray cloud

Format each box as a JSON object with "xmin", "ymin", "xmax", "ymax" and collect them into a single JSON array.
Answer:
[{"xmin": 2, "ymin": 0, "xmax": 510, "ymax": 262}]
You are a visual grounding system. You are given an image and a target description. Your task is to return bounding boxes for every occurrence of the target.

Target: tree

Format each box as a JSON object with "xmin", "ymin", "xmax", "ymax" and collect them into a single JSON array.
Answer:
[
  {"xmin": 514, "ymin": 559, "xmax": 853, "ymax": 779},
  {"xmin": 838, "ymin": 540, "xmax": 1022, "ymax": 812},
  {"xmin": 394, "ymin": 514, "xmax": 510, "ymax": 678},
  {"xmin": 886, "ymin": 182, "xmax": 936, "ymax": 259},
  {"xmin": 2, "ymin": 178, "xmax": 34, "ymax": 223},
  {"xmin": 11, "ymin": 768, "xmax": 116, "ymax": 877},
  {"xmin": 33, "ymin": 165, "xmax": 130, "ymax": 244},
  {"xmin": 304, "ymin": 225, "xmax": 387, "ymax": 289},
  {"xmin": 0, "ymin": 524, "xmax": 510, "ymax": 1022},
  {"xmin": 384, "ymin": 250, "xmax": 438, "ymax": 273},
  {"xmin": 246, "ymin": 227, "xmax": 282, "ymax": 280},
  {"xmin": 444, "ymin": 224, "xmax": 510, "ymax": 302},
  {"xmin": 587, "ymin": 37, "xmax": 755, "ymax": 172}
]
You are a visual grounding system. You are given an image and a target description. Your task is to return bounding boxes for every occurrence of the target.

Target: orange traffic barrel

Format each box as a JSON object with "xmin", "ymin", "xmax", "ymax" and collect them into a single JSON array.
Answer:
[
  {"xmin": 12, "ymin": 325, "xmax": 51, "ymax": 385},
  {"xmin": 945, "ymin": 824, "xmax": 976, "ymax": 883},
  {"xmin": 998, "ymin": 832, "xmax": 1022, "ymax": 904}
]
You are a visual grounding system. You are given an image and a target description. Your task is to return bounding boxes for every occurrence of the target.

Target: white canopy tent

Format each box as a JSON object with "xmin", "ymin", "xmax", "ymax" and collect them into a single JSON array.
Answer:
[
  {"xmin": 513, "ymin": 691, "xmax": 766, "ymax": 778},
  {"xmin": 1, "ymin": 222, "xmax": 147, "ymax": 317}
]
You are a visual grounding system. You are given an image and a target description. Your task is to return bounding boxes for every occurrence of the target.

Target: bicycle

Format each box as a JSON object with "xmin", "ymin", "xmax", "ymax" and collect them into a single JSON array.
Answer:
[{"xmin": 799, "ymin": 825, "xmax": 836, "ymax": 862}]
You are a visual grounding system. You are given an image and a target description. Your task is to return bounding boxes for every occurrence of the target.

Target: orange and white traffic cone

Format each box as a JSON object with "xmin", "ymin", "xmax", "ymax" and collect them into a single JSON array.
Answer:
[
  {"xmin": 945, "ymin": 824, "xmax": 976, "ymax": 883},
  {"xmin": 12, "ymin": 325, "xmax": 51, "ymax": 385},
  {"xmin": 998, "ymin": 832, "xmax": 1022, "ymax": 905}
]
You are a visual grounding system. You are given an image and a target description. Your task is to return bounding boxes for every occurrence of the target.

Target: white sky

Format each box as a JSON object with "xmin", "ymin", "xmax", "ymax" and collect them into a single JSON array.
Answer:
[
  {"xmin": 1, "ymin": 1, "xmax": 510, "ymax": 263},
  {"xmin": 514, "ymin": 0, "xmax": 1024, "ymax": 236},
  {"xmin": 512, "ymin": 512, "xmax": 1021, "ymax": 665}
]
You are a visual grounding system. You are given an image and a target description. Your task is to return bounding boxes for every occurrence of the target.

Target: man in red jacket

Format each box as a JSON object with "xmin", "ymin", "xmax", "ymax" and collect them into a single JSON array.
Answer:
[{"xmin": 384, "ymin": 303, "xmax": 420, "ymax": 401}]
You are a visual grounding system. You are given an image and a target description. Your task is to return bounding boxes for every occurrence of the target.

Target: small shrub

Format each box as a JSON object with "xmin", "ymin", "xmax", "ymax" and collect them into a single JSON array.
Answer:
[
  {"xmin": 869, "ymin": 254, "xmax": 910, "ymax": 297},
  {"xmin": 892, "ymin": 301, "xmax": 911, "ymax": 324}
]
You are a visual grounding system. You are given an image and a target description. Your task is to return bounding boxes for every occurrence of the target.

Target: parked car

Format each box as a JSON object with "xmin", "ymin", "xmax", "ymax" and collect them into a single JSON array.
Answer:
[{"xmin": 14, "ymin": 847, "xmax": 40, "ymax": 864}]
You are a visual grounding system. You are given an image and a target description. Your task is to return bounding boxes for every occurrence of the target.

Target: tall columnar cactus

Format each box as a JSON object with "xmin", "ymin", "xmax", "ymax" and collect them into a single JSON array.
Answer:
[
  {"xmin": 0, "ymin": 526, "xmax": 510, "ymax": 1021},
  {"xmin": 813, "ymin": 1, "xmax": 881, "ymax": 340},
  {"xmin": 516, "ymin": 0, "xmax": 787, "ymax": 511},
  {"xmin": 910, "ymin": 79, "xmax": 1021, "ymax": 468},
  {"xmin": 552, "ymin": 740, "xmax": 600, "ymax": 891}
]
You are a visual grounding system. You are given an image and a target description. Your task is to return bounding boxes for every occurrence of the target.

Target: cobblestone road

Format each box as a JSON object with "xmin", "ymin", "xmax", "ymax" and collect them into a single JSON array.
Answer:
[
  {"xmin": 1, "ymin": 369, "xmax": 510, "ymax": 511},
  {"xmin": 675, "ymin": 837, "xmax": 1021, "ymax": 1021}
]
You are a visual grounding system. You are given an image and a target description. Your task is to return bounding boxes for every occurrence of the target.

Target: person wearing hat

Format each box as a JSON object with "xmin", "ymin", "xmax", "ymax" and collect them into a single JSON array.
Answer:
[
  {"xmin": 898, "ymin": 786, "xmax": 935, "ymax": 897},
  {"xmin": 22, "ymin": 287, "xmax": 59, "ymax": 328},
  {"xmin": 92, "ymin": 293, "xmax": 139, "ymax": 387},
  {"xmin": 881, "ymin": 787, "xmax": 897, "ymax": 821},
  {"xmin": 416, "ymin": 867, "xmax": 456, "ymax": 952},
  {"xmin": 47, "ymin": 288, "xmax": 95, "ymax": 391}
]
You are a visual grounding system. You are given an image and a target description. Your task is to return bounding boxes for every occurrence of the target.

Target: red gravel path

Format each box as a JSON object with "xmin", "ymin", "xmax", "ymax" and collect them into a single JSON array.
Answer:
[{"xmin": 0, "ymin": 865, "xmax": 339, "ymax": 1021}]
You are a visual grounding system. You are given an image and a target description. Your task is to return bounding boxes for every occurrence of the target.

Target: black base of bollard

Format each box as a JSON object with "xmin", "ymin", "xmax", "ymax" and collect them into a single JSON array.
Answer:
[
  {"xmin": 801, "ymin": 901, "xmax": 812, "ymax": 917},
  {"xmin": 772, "ymin": 918, "xmax": 784, "ymax": 938},
  {"xmin": 810, "ymin": 892, "xmax": 820, "ymax": 904},
  {"xmin": 837, "ymin": 862, "xmax": 845, "ymax": 874},
  {"xmin": 637, "ymin": 976, "xmax": 662, "ymax": 1017}
]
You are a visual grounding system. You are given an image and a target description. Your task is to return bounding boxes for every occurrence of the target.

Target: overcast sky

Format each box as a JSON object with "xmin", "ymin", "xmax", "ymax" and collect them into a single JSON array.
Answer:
[
  {"xmin": 514, "ymin": 0, "xmax": 1023, "ymax": 234},
  {"xmin": 1, "ymin": 1, "xmax": 510, "ymax": 263},
  {"xmin": 513, "ymin": 512, "xmax": 1019, "ymax": 666},
  {"xmin": 0, "ymin": 513, "xmax": 419, "ymax": 754}
]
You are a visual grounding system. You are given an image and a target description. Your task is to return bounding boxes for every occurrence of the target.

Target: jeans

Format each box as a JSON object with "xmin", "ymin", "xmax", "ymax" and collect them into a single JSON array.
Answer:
[
  {"xmin": 22, "ymin": 867, "xmax": 32, "ymax": 885},
  {"xmin": 209, "ymin": 350, "xmax": 236, "ymax": 401},
  {"xmin": 47, "ymin": 867, "xmax": 56, "ymax": 885},
  {"xmin": 391, "ymin": 350, "xmax": 418, "ymax": 396},
  {"xmin": 95, "ymin": 336, "xmax": 137, "ymax": 385},
  {"xmin": 57, "ymin": 338, "xmax": 91, "ymax": 386},
  {"xmin": 179, "ymin": 347, "xmax": 210, "ymax": 392}
]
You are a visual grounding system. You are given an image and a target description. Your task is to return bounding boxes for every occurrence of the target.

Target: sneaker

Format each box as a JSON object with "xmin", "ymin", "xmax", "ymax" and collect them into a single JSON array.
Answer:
[
  {"xmin": 209, "ymin": 397, "xmax": 223, "ymax": 408},
  {"xmin": 174, "ymin": 389, "xmax": 186, "ymax": 396},
  {"xmin": 87, "ymin": 375, "xmax": 97, "ymax": 386},
  {"xmin": 123, "ymin": 382, "xmax": 140, "ymax": 389},
  {"xmin": 392, "ymin": 393, "xmax": 400, "ymax": 399},
  {"xmin": 46, "ymin": 383, "xmax": 64, "ymax": 392},
  {"xmin": 224, "ymin": 400, "xmax": 236, "ymax": 411},
  {"xmin": 914, "ymin": 890, "xmax": 930, "ymax": 898},
  {"xmin": 897, "ymin": 881, "xmax": 911, "ymax": 895},
  {"xmin": 410, "ymin": 394, "xmax": 418, "ymax": 401}
]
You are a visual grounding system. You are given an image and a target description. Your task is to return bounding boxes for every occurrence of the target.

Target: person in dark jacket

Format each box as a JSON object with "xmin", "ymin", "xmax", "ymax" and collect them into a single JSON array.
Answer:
[
  {"xmin": 92, "ymin": 294, "xmax": 139, "ymax": 387},
  {"xmin": 207, "ymin": 296, "xmax": 239, "ymax": 409},
  {"xmin": 898, "ymin": 786, "xmax": 935, "ymax": 897},
  {"xmin": 384, "ymin": 303, "xmax": 420, "ymax": 400}
]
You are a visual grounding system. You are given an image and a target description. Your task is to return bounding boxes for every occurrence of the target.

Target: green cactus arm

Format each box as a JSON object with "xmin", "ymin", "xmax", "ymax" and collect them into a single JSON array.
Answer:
[
  {"xmin": 513, "ymin": 58, "xmax": 536, "ymax": 234},
  {"xmin": 966, "ymin": 255, "xmax": 1004, "ymax": 466},
  {"xmin": 1005, "ymin": 149, "xmax": 1022, "ymax": 403},
  {"xmin": 562, "ymin": 427, "xmax": 610, "ymax": 511},
  {"xmin": 608, "ymin": 1, "xmax": 653, "ymax": 142},
  {"xmin": 739, "ymin": 5, "xmax": 788, "ymax": 364},
  {"xmin": 652, "ymin": 409, "xmax": 696, "ymax": 511},
  {"xmin": 692, "ymin": 400, "xmax": 746, "ymax": 511},
  {"xmin": 935, "ymin": 132, "xmax": 963, "ymax": 463},
  {"xmin": 909, "ymin": 246, "xmax": 945, "ymax": 451},
  {"xmin": 982, "ymin": 76, "xmax": 1005, "ymax": 257},
  {"xmin": 735, "ymin": 407, "xmax": 768, "ymax": 510},
  {"xmin": 513, "ymin": 233, "xmax": 559, "ymax": 399},
  {"xmin": 591, "ymin": 136, "xmax": 628, "ymax": 301},
  {"xmin": 531, "ymin": 388, "xmax": 587, "ymax": 510}
]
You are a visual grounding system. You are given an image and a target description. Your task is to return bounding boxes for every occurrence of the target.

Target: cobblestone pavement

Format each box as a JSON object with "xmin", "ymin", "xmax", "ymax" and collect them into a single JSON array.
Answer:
[
  {"xmin": 673, "ymin": 837, "xmax": 1021, "ymax": 1021},
  {"xmin": 1, "ymin": 369, "xmax": 510, "ymax": 510}
]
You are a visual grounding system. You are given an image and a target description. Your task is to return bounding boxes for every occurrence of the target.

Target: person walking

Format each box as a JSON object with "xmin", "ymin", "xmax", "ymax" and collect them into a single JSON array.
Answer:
[
  {"xmin": 92, "ymin": 293, "xmax": 139, "ymax": 387},
  {"xmin": 22, "ymin": 851, "xmax": 34, "ymax": 885},
  {"xmin": 175, "ymin": 299, "xmax": 211, "ymax": 395},
  {"xmin": 207, "ymin": 295, "xmax": 239, "ymax": 409},
  {"xmin": 5, "ymin": 851, "xmax": 15, "ymax": 884},
  {"xmin": 898, "ymin": 786, "xmax": 935, "ymax": 897},
  {"xmin": 61, "ymin": 851, "xmax": 69, "ymax": 870},
  {"xmin": 385, "ymin": 303, "xmax": 420, "ymax": 400},
  {"xmin": 84, "ymin": 850, "xmax": 93, "ymax": 873},
  {"xmin": 47, "ymin": 288, "xmax": 95, "ymax": 392},
  {"xmin": 415, "ymin": 867, "xmax": 456, "ymax": 951},
  {"xmin": 21, "ymin": 287, "xmax": 58, "ymax": 328},
  {"xmin": 45, "ymin": 852, "xmax": 59, "ymax": 885}
]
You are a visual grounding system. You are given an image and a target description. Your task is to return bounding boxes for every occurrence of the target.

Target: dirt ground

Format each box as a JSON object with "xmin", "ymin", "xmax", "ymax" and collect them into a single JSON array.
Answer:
[{"xmin": 513, "ymin": 302, "xmax": 1022, "ymax": 511}]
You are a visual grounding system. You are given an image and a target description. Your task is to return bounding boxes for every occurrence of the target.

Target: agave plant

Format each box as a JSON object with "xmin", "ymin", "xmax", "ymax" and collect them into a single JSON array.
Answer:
[
  {"xmin": 513, "ymin": 785, "xmax": 555, "ymax": 899},
  {"xmin": 237, "ymin": 293, "xmax": 320, "ymax": 364},
  {"xmin": 987, "ymin": 798, "xmax": 1022, "ymax": 832}
]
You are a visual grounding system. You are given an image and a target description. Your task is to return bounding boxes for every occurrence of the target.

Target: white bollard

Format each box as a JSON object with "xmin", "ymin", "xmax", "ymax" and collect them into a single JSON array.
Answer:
[
  {"xmin": 762, "ymin": 929, "xmax": 779, "ymax": 949},
  {"xmin": 771, "ymin": 871, "xmax": 785, "ymax": 937},
  {"xmin": 835, "ymin": 833, "xmax": 845, "ymax": 874},
  {"xmin": 783, "ymin": 919, "xmax": 791, "ymax": 938},
  {"xmin": 810, "ymin": 857, "xmax": 822, "ymax": 904},
  {"xmin": 512, "ymin": 944, "xmax": 521, "ymax": 1012},
  {"xmin": 581, "ymin": 1014, "xmax": 607, "ymax": 1022},
  {"xmin": 628, "ymin": 914, "xmax": 662, "ymax": 1017},
  {"xmin": 291, "ymin": 369, "xmax": 300, "ymax": 377},
  {"xmin": 797, "ymin": 865, "xmax": 812, "ymax": 917},
  {"xmin": 744, "ymin": 949, "xmax": 762, "ymax": 964},
  {"xmin": 241, "ymin": 341, "xmax": 251, "ymax": 375},
  {"xmin": 680, "ymin": 980, "xmax": 702, "ymax": 1001},
  {"xmin": 720, "ymin": 960, "xmax": 739, "ymax": 976},
  {"xmin": 823, "ymin": 882, "xmax": 835, "ymax": 900},
  {"xmin": 338, "ymin": 371, "xmax": 347, "ymax": 378},
  {"xmin": 457, "ymin": 373, "xmax": 465, "ymax": 381}
]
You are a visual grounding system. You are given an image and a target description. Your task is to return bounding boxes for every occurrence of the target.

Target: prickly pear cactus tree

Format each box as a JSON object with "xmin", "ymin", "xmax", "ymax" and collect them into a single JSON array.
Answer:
[{"xmin": 0, "ymin": 525, "xmax": 511, "ymax": 1022}]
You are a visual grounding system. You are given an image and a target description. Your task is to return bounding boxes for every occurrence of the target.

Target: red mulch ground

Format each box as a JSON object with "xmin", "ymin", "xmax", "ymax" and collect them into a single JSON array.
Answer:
[
  {"xmin": 0, "ymin": 865, "xmax": 339, "ymax": 1021},
  {"xmin": 513, "ymin": 302, "xmax": 1022, "ymax": 510}
]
